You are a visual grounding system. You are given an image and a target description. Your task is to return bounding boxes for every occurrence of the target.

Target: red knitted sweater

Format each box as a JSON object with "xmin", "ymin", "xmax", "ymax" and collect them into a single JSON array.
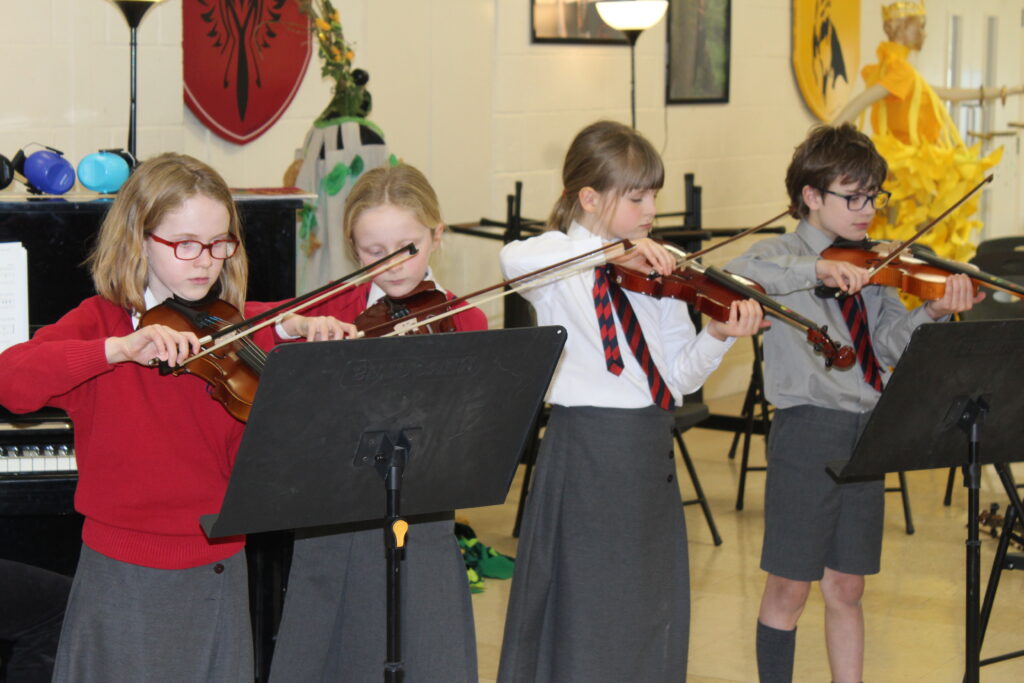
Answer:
[{"xmin": 0, "ymin": 296, "xmax": 277, "ymax": 569}]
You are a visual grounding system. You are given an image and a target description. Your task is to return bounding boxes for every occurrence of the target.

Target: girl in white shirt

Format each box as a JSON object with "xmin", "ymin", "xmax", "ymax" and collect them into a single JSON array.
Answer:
[{"xmin": 497, "ymin": 120, "xmax": 762, "ymax": 683}]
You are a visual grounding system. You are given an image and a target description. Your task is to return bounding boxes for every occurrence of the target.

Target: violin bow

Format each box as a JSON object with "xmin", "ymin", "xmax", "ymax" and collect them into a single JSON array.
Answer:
[
  {"xmin": 669, "ymin": 209, "xmax": 791, "ymax": 266},
  {"xmin": 356, "ymin": 239, "xmax": 635, "ymax": 337},
  {"xmin": 867, "ymin": 175, "xmax": 994, "ymax": 276},
  {"xmin": 178, "ymin": 245, "xmax": 420, "ymax": 367}
]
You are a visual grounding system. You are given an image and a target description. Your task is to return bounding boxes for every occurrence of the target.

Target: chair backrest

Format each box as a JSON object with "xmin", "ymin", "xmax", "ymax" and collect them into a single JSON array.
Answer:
[
  {"xmin": 973, "ymin": 236, "xmax": 1024, "ymax": 257},
  {"xmin": 958, "ymin": 244, "xmax": 1024, "ymax": 321}
]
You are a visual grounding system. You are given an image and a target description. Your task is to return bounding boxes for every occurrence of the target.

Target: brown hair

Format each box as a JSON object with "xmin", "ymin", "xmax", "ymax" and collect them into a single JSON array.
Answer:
[
  {"xmin": 87, "ymin": 152, "xmax": 247, "ymax": 314},
  {"xmin": 343, "ymin": 164, "xmax": 442, "ymax": 257},
  {"xmin": 785, "ymin": 123, "xmax": 888, "ymax": 218},
  {"xmin": 548, "ymin": 120, "xmax": 664, "ymax": 233}
]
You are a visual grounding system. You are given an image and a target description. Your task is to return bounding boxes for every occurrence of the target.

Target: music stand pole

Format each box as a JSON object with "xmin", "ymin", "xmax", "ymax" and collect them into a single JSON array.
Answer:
[
  {"xmin": 374, "ymin": 435, "xmax": 410, "ymax": 682},
  {"xmin": 958, "ymin": 399, "xmax": 987, "ymax": 683}
]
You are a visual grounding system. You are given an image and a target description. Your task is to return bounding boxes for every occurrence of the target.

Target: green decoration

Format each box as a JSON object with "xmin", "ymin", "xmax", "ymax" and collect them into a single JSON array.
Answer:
[
  {"xmin": 322, "ymin": 162, "xmax": 351, "ymax": 196},
  {"xmin": 349, "ymin": 154, "xmax": 365, "ymax": 178},
  {"xmin": 298, "ymin": 202, "xmax": 318, "ymax": 240}
]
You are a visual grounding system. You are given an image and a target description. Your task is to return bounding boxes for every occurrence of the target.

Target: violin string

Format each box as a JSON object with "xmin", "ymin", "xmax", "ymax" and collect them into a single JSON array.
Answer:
[{"xmin": 199, "ymin": 314, "xmax": 268, "ymax": 371}]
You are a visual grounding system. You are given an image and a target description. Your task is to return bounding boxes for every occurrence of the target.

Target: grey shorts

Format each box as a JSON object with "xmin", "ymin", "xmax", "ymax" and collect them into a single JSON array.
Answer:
[{"xmin": 760, "ymin": 404, "xmax": 884, "ymax": 582}]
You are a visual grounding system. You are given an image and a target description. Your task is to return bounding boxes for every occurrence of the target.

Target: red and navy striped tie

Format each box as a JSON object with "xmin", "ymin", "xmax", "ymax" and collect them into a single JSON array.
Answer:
[
  {"xmin": 839, "ymin": 293, "xmax": 884, "ymax": 392},
  {"xmin": 593, "ymin": 266, "xmax": 625, "ymax": 375},
  {"xmin": 593, "ymin": 266, "xmax": 676, "ymax": 410}
]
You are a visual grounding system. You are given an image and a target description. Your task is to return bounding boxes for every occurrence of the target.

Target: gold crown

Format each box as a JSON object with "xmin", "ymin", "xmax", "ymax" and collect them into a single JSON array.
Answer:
[{"xmin": 882, "ymin": 1, "xmax": 926, "ymax": 21}]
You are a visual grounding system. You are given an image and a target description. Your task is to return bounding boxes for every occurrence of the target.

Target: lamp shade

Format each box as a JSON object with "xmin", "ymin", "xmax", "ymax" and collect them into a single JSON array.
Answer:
[
  {"xmin": 595, "ymin": 1, "xmax": 668, "ymax": 32},
  {"xmin": 112, "ymin": 0, "xmax": 167, "ymax": 29}
]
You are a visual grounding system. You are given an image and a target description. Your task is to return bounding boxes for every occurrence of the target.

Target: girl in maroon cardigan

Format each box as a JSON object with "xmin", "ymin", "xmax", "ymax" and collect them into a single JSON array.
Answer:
[
  {"xmin": 0, "ymin": 153, "xmax": 349, "ymax": 682},
  {"xmin": 269, "ymin": 164, "xmax": 486, "ymax": 683}
]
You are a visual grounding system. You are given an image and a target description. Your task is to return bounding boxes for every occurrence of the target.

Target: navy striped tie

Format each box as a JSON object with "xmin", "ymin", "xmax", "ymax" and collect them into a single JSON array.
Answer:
[
  {"xmin": 594, "ymin": 266, "xmax": 676, "ymax": 410},
  {"xmin": 839, "ymin": 293, "xmax": 884, "ymax": 392}
]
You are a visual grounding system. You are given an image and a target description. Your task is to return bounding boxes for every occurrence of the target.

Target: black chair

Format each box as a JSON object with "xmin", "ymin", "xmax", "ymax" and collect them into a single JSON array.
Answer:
[
  {"xmin": 972, "ymin": 236, "xmax": 1024, "ymax": 257},
  {"xmin": 730, "ymin": 336, "xmax": 771, "ymax": 512},
  {"xmin": 673, "ymin": 402, "xmax": 722, "ymax": 545},
  {"xmin": 511, "ymin": 405, "xmax": 548, "ymax": 539}
]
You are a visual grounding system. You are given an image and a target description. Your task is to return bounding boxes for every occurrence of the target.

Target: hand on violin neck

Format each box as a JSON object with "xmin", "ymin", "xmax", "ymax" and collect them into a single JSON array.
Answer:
[
  {"xmin": 815, "ymin": 258, "xmax": 871, "ymax": 295},
  {"xmin": 280, "ymin": 314, "xmax": 357, "ymax": 341},
  {"xmin": 706, "ymin": 299, "xmax": 768, "ymax": 341},
  {"xmin": 608, "ymin": 237, "xmax": 675, "ymax": 277},
  {"xmin": 107, "ymin": 324, "xmax": 202, "ymax": 367},
  {"xmin": 923, "ymin": 273, "xmax": 986, "ymax": 320}
]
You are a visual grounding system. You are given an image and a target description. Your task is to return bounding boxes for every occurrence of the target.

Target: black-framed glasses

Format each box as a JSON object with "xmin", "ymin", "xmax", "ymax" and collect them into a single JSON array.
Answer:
[
  {"xmin": 148, "ymin": 233, "xmax": 240, "ymax": 260},
  {"xmin": 820, "ymin": 188, "xmax": 891, "ymax": 211}
]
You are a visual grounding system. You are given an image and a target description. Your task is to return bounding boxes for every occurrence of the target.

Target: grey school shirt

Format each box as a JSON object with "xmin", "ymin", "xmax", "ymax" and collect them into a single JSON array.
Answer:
[{"xmin": 725, "ymin": 219, "xmax": 940, "ymax": 413}]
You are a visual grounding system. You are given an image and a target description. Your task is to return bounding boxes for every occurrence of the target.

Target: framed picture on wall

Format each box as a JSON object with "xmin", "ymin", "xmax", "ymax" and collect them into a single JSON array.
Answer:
[
  {"xmin": 667, "ymin": 0, "xmax": 731, "ymax": 103},
  {"xmin": 531, "ymin": 0, "xmax": 627, "ymax": 44}
]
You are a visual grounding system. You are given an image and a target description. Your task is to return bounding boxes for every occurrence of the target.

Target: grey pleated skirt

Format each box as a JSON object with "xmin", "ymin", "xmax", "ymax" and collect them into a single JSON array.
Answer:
[
  {"xmin": 269, "ymin": 516, "xmax": 477, "ymax": 683},
  {"xmin": 498, "ymin": 404, "xmax": 687, "ymax": 683},
  {"xmin": 52, "ymin": 545, "xmax": 253, "ymax": 683}
]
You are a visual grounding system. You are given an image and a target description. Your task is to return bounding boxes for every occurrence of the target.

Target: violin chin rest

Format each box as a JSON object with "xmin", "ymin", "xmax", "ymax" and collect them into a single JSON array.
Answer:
[{"xmin": 814, "ymin": 284, "xmax": 843, "ymax": 299}]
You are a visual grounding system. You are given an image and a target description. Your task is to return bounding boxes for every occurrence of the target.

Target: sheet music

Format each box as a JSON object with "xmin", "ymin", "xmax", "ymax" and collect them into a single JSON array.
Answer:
[{"xmin": 0, "ymin": 242, "xmax": 28, "ymax": 352}]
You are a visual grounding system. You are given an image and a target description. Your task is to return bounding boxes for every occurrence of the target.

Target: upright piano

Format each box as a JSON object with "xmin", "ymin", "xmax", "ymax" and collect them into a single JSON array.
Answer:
[{"xmin": 0, "ymin": 192, "xmax": 303, "ymax": 680}]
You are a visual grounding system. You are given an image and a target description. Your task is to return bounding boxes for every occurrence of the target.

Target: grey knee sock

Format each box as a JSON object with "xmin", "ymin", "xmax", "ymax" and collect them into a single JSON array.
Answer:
[{"xmin": 756, "ymin": 620, "xmax": 796, "ymax": 683}]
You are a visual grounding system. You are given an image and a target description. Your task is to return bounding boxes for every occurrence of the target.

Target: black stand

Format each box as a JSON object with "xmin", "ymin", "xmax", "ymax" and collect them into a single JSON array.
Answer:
[
  {"xmin": 976, "ymin": 464, "xmax": 1024, "ymax": 670},
  {"xmin": 201, "ymin": 328, "xmax": 566, "ymax": 682},
  {"xmin": 827, "ymin": 320, "xmax": 1024, "ymax": 683}
]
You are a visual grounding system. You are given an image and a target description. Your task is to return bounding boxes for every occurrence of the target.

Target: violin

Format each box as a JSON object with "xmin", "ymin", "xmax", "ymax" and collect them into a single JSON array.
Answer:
[
  {"xmin": 820, "ymin": 241, "xmax": 981, "ymax": 301},
  {"xmin": 978, "ymin": 503, "xmax": 1024, "ymax": 550},
  {"xmin": 607, "ymin": 261, "xmax": 857, "ymax": 369},
  {"xmin": 816, "ymin": 175, "xmax": 995, "ymax": 300},
  {"xmin": 354, "ymin": 281, "xmax": 457, "ymax": 337},
  {"xmin": 139, "ymin": 292, "xmax": 264, "ymax": 422}
]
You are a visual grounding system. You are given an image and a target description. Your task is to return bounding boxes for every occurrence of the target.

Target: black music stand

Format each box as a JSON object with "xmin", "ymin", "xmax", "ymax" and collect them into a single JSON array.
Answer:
[
  {"xmin": 201, "ymin": 327, "xmax": 565, "ymax": 682},
  {"xmin": 826, "ymin": 319, "xmax": 1024, "ymax": 683}
]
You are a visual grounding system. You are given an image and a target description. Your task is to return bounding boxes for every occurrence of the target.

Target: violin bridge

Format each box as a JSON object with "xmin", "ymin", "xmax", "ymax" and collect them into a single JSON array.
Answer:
[{"xmin": 393, "ymin": 318, "xmax": 422, "ymax": 335}]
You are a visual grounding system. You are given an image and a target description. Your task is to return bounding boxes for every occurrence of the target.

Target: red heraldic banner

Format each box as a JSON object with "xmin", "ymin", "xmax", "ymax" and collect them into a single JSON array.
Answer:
[{"xmin": 184, "ymin": 0, "xmax": 311, "ymax": 145}]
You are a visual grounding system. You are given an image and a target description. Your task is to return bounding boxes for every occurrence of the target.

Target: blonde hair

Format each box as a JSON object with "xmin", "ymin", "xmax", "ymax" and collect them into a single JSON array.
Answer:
[
  {"xmin": 88, "ymin": 153, "xmax": 248, "ymax": 314},
  {"xmin": 548, "ymin": 120, "xmax": 664, "ymax": 233},
  {"xmin": 343, "ymin": 164, "xmax": 442, "ymax": 258}
]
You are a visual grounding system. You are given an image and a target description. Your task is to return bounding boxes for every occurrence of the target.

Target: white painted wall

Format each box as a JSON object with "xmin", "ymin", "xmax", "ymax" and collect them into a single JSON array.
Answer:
[{"xmin": 2, "ymin": 0, "xmax": 1021, "ymax": 397}]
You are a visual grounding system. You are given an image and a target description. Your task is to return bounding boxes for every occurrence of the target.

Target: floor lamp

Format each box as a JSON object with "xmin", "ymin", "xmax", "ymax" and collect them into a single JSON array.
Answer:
[
  {"xmin": 111, "ymin": 0, "xmax": 168, "ymax": 162},
  {"xmin": 595, "ymin": 1, "xmax": 668, "ymax": 129}
]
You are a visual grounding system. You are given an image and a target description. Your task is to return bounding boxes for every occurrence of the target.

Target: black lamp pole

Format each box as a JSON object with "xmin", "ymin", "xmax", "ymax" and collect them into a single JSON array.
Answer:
[
  {"xmin": 624, "ymin": 29, "xmax": 642, "ymax": 129},
  {"xmin": 114, "ymin": 1, "xmax": 163, "ymax": 162}
]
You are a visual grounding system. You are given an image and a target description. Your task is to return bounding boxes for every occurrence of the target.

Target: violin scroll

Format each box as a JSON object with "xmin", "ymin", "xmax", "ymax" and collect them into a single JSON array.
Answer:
[{"xmin": 805, "ymin": 326, "xmax": 855, "ymax": 369}]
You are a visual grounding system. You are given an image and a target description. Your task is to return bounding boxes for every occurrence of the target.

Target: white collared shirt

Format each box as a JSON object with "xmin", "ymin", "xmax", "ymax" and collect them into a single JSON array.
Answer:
[{"xmin": 500, "ymin": 222, "xmax": 734, "ymax": 409}]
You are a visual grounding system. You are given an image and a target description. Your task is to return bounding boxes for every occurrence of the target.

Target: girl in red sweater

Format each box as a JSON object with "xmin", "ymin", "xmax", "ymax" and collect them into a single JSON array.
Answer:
[
  {"xmin": 269, "ymin": 164, "xmax": 486, "ymax": 682},
  {"xmin": 0, "ymin": 153, "xmax": 350, "ymax": 682}
]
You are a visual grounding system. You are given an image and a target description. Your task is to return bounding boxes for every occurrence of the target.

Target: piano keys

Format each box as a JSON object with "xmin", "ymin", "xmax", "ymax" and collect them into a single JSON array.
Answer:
[{"xmin": 0, "ymin": 407, "xmax": 76, "ymax": 474}]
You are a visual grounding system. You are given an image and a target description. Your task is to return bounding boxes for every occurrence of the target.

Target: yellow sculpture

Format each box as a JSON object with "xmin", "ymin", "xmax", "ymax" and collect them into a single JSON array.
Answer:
[{"xmin": 833, "ymin": 2, "xmax": 1017, "ymax": 264}]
